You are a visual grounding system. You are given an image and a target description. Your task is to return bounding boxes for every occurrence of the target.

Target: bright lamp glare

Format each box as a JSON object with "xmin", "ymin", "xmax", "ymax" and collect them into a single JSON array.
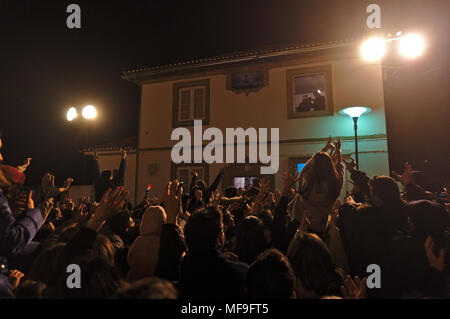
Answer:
[
  {"xmin": 361, "ymin": 37, "xmax": 386, "ymax": 62},
  {"xmin": 82, "ymin": 105, "xmax": 97, "ymax": 119},
  {"xmin": 339, "ymin": 106, "xmax": 371, "ymax": 118},
  {"xmin": 67, "ymin": 107, "xmax": 77, "ymax": 121},
  {"xmin": 399, "ymin": 34, "xmax": 425, "ymax": 58}
]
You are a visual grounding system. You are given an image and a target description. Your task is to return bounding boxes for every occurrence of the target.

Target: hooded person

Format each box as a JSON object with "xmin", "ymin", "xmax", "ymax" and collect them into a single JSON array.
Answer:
[{"xmin": 127, "ymin": 205, "xmax": 166, "ymax": 282}]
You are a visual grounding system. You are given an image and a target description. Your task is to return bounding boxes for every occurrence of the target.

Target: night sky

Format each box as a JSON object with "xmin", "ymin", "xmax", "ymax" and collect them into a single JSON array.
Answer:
[{"xmin": 0, "ymin": 0, "xmax": 448, "ymax": 190}]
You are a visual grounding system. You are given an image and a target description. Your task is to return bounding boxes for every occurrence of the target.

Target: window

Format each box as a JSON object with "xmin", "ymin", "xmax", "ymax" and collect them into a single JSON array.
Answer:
[
  {"xmin": 178, "ymin": 87, "xmax": 205, "ymax": 121},
  {"xmin": 233, "ymin": 176, "xmax": 259, "ymax": 189},
  {"xmin": 173, "ymin": 79, "xmax": 210, "ymax": 127},
  {"xmin": 286, "ymin": 65, "xmax": 333, "ymax": 119},
  {"xmin": 220, "ymin": 163, "xmax": 275, "ymax": 191}
]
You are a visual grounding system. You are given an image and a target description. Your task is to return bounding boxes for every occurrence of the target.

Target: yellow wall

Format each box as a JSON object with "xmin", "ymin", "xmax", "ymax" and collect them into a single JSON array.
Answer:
[{"xmin": 136, "ymin": 56, "xmax": 389, "ymax": 201}]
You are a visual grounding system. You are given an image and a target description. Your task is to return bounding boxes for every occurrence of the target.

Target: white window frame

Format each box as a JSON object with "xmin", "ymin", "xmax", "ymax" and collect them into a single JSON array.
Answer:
[{"xmin": 178, "ymin": 86, "xmax": 206, "ymax": 121}]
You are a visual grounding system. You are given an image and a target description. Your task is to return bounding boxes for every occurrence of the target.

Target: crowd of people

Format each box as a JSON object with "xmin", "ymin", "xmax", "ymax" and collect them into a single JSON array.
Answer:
[{"xmin": 0, "ymin": 134, "xmax": 448, "ymax": 299}]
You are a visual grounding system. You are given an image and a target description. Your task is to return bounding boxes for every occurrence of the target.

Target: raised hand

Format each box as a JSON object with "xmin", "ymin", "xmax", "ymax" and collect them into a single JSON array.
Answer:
[
  {"xmin": 259, "ymin": 178, "xmax": 270, "ymax": 194},
  {"xmin": 93, "ymin": 152, "xmax": 100, "ymax": 161},
  {"xmin": 87, "ymin": 186, "xmax": 129, "ymax": 231},
  {"xmin": 273, "ymin": 189, "xmax": 281, "ymax": 204},
  {"xmin": 321, "ymin": 136, "xmax": 335, "ymax": 153},
  {"xmin": 73, "ymin": 200, "xmax": 89, "ymax": 224},
  {"xmin": 121, "ymin": 148, "xmax": 127, "ymax": 159},
  {"xmin": 344, "ymin": 194, "xmax": 357, "ymax": 205},
  {"xmin": 8, "ymin": 270, "xmax": 24, "ymax": 290},
  {"xmin": 331, "ymin": 137, "xmax": 342, "ymax": 163},
  {"xmin": 27, "ymin": 191, "xmax": 34, "ymax": 210},
  {"xmin": 62, "ymin": 177, "xmax": 74, "ymax": 191},
  {"xmin": 165, "ymin": 180, "xmax": 183, "ymax": 225},
  {"xmin": 14, "ymin": 190, "xmax": 31, "ymax": 213},
  {"xmin": 392, "ymin": 162, "xmax": 413, "ymax": 185},
  {"xmin": 38, "ymin": 197, "xmax": 54, "ymax": 222},
  {"xmin": 343, "ymin": 157, "xmax": 356, "ymax": 172},
  {"xmin": 262, "ymin": 192, "xmax": 275, "ymax": 208},
  {"xmin": 424, "ymin": 236, "xmax": 445, "ymax": 272},
  {"xmin": 210, "ymin": 190, "xmax": 222, "ymax": 207},
  {"xmin": 17, "ymin": 157, "xmax": 32, "ymax": 173},
  {"xmin": 23, "ymin": 157, "xmax": 32, "ymax": 167},
  {"xmin": 340, "ymin": 275, "xmax": 367, "ymax": 299},
  {"xmin": 333, "ymin": 137, "xmax": 341, "ymax": 152},
  {"xmin": 282, "ymin": 167, "xmax": 300, "ymax": 194}
]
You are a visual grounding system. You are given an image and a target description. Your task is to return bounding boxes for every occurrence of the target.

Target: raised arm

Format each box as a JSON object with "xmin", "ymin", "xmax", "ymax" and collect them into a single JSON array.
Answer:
[
  {"xmin": 209, "ymin": 166, "xmax": 226, "ymax": 194},
  {"xmin": 272, "ymin": 168, "xmax": 299, "ymax": 253},
  {"xmin": 392, "ymin": 162, "xmax": 429, "ymax": 201},
  {"xmin": 189, "ymin": 171, "xmax": 199, "ymax": 195},
  {"xmin": 344, "ymin": 157, "xmax": 370, "ymax": 198},
  {"xmin": 114, "ymin": 149, "xmax": 127, "ymax": 186},
  {"xmin": 16, "ymin": 158, "xmax": 32, "ymax": 173},
  {"xmin": 155, "ymin": 180, "xmax": 187, "ymax": 281}
]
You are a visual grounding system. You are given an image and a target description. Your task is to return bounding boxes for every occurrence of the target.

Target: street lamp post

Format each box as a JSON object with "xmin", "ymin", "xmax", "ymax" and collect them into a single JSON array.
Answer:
[
  {"xmin": 339, "ymin": 106, "xmax": 372, "ymax": 169},
  {"xmin": 67, "ymin": 105, "xmax": 97, "ymax": 184}
]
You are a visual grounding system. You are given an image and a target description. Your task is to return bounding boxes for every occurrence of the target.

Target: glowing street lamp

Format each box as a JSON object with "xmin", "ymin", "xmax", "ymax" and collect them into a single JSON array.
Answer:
[
  {"xmin": 66, "ymin": 107, "xmax": 78, "ymax": 121},
  {"xmin": 82, "ymin": 105, "xmax": 97, "ymax": 120},
  {"xmin": 398, "ymin": 33, "xmax": 425, "ymax": 59},
  {"xmin": 339, "ymin": 106, "xmax": 372, "ymax": 169},
  {"xmin": 361, "ymin": 37, "xmax": 386, "ymax": 62}
]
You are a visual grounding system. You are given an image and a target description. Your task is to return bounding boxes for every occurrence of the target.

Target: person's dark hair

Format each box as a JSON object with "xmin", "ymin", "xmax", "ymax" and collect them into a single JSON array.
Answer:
[
  {"xmin": 258, "ymin": 209, "xmax": 274, "ymax": 230},
  {"xmin": 113, "ymin": 277, "xmax": 178, "ymax": 299},
  {"xmin": 370, "ymin": 176, "xmax": 402, "ymax": 207},
  {"xmin": 299, "ymin": 152, "xmax": 341, "ymax": 207},
  {"xmin": 224, "ymin": 186, "xmax": 238, "ymax": 198},
  {"xmin": 246, "ymin": 186, "xmax": 260, "ymax": 198},
  {"xmin": 246, "ymin": 249, "xmax": 296, "ymax": 299},
  {"xmin": 287, "ymin": 232, "xmax": 343, "ymax": 298},
  {"xmin": 106, "ymin": 209, "xmax": 132, "ymax": 235},
  {"xmin": 33, "ymin": 222, "xmax": 55, "ymax": 242},
  {"xmin": 91, "ymin": 234, "xmax": 116, "ymax": 263},
  {"xmin": 28, "ymin": 243, "xmax": 66, "ymax": 286},
  {"xmin": 196, "ymin": 179, "xmax": 208, "ymax": 193},
  {"xmin": 184, "ymin": 206, "xmax": 223, "ymax": 252},
  {"xmin": 101, "ymin": 170, "xmax": 111, "ymax": 180},
  {"xmin": 404, "ymin": 200, "xmax": 449, "ymax": 246},
  {"xmin": 234, "ymin": 216, "xmax": 268, "ymax": 264},
  {"xmin": 57, "ymin": 223, "xmax": 79, "ymax": 243},
  {"xmin": 15, "ymin": 280, "xmax": 47, "ymax": 299}
]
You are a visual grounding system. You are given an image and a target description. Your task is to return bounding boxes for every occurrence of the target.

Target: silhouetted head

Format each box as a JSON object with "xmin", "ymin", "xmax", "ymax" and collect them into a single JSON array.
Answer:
[
  {"xmin": 106, "ymin": 209, "xmax": 134, "ymax": 236},
  {"xmin": 184, "ymin": 206, "xmax": 223, "ymax": 253},
  {"xmin": 246, "ymin": 249, "xmax": 296, "ymax": 299},
  {"xmin": 234, "ymin": 216, "xmax": 268, "ymax": 264},
  {"xmin": 369, "ymin": 176, "xmax": 402, "ymax": 207},
  {"xmin": 404, "ymin": 200, "xmax": 449, "ymax": 243},
  {"xmin": 113, "ymin": 277, "xmax": 178, "ymax": 299},
  {"xmin": 225, "ymin": 186, "xmax": 238, "ymax": 198},
  {"xmin": 287, "ymin": 232, "xmax": 342, "ymax": 298}
]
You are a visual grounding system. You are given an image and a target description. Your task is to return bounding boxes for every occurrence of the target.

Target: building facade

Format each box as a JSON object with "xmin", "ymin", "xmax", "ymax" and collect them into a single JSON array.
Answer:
[{"xmin": 123, "ymin": 39, "xmax": 390, "ymax": 203}]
